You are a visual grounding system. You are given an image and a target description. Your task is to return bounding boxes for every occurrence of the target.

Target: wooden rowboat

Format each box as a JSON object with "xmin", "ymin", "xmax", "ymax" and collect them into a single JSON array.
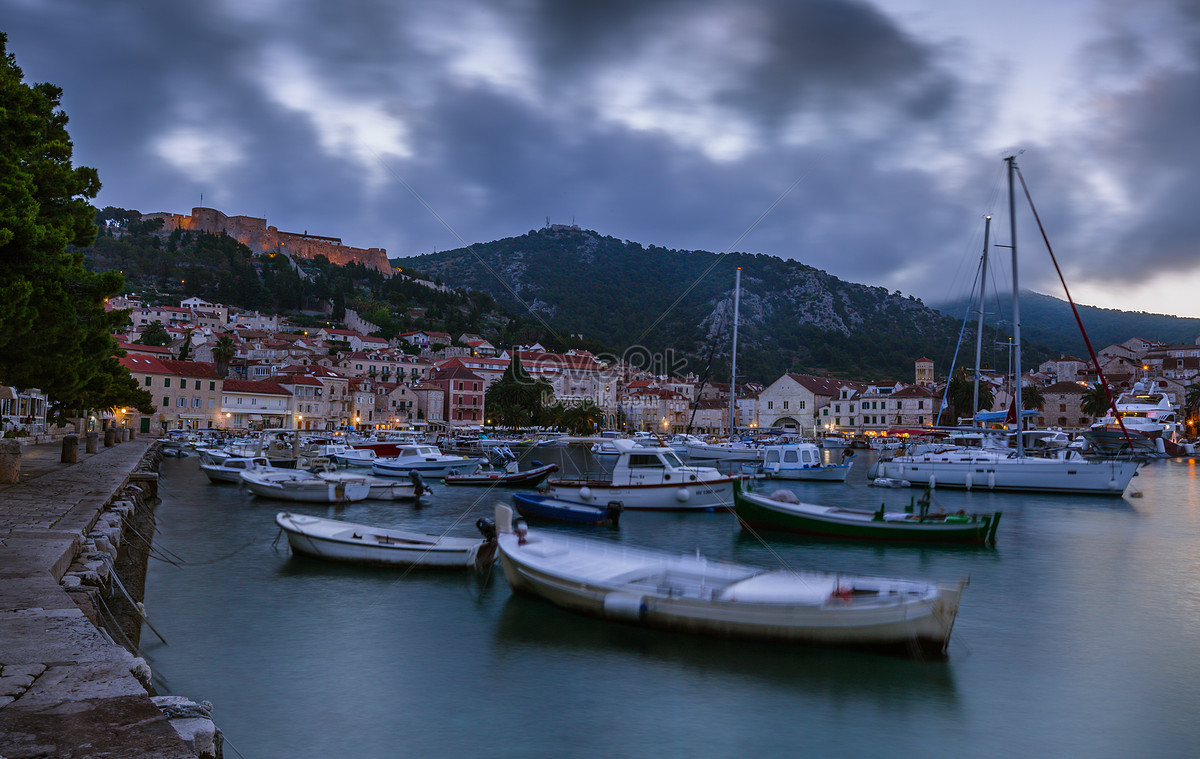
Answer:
[
  {"xmin": 491, "ymin": 504, "xmax": 968, "ymax": 658},
  {"xmin": 734, "ymin": 482, "xmax": 1000, "ymax": 544}
]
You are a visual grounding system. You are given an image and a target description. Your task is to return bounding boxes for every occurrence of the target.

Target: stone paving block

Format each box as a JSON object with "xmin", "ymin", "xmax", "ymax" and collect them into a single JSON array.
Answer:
[{"xmin": 0, "ymin": 607, "xmax": 126, "ymax": 664}]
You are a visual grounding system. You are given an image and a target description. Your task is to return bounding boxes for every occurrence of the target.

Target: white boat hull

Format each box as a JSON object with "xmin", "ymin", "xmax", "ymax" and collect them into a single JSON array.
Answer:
[
  {"xmin": 877, "ymin": 453, "xmax": 1138, "ymax": 495},
  {"xmin": 241, "ymin": 470, "xmax": 371, "ymax": 503},
  {"xmin": 546, "ymin": 477, "xmax": 739, "ymax": 511},
  {"xmin": 275, "ymin": 513, "xmax": 487, "ymax": 568},
  {"xmin": 372, "ymin": 458, "xmax": 480, "ymax": 479},
  {"xmin": 766, "ymin": 463, "xmax": 853, "ymax": 482},
  {"xmin": 494, "ymin": 506, "xmax": 964, "ymax": 657},
  {"xmin": 684, "ymin": 442, "xmax": 764, "ymax": 461}
]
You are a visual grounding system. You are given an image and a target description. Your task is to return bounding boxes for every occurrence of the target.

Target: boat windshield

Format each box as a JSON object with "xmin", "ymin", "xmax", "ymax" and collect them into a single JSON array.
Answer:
[{"xmin": 661, "ymin": 451, "xmax": 685, "ymax": 468}]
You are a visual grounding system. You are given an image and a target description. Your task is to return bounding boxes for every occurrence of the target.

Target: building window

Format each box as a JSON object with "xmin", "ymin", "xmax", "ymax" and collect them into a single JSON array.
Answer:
[
  {"xmin": 163, "ymin": 396, "xmax": 169, "ymax": 406},
  {"xmin": 783, "ymin": 401, "xmax": 789, "ymax": 410},
  {"xmin": 144, "ymin": 376, "xmax": 152, "ymax": 386},
  {"xmin": 177, "ymin": 397, "xmax": 186, "ymax": 407},
  {"xmin": 799, "ymin": 401, "xmax": 806, "ymax": 409},
  {"xmin": 210, "ymin": 381, "xmax": 216, "ymax": 391},
  {"xmin": 194, "ymin": 380, "xmax": 201, "ymax": 390},
  {"xmin": 164, "ymin": 378, "xmax": 171, "ymax": 388},
  {"xmin": 193, "ymin": 398, "xmax": 202, "ymax": 408},
  {"xmin": 767, "ymin": 401, "xmax": 773, "ymax": 410}
]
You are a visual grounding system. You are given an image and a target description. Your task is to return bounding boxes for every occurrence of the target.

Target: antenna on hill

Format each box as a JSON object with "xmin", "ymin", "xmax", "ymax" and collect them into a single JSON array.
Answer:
[{"xmin": 545, "ymin": 216, "xmax": 550, "ymax": 228}]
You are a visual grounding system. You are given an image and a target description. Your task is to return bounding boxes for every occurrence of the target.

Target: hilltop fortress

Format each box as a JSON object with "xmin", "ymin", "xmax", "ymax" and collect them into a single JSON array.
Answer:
[{"xmin": 142, "ymin": 207, "xmax": 395, "ymax": 276}]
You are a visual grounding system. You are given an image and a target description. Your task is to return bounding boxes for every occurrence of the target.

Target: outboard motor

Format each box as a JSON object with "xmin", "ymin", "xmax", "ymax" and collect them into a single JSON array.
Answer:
[
  {"xmin": 475, "ymin": 517, "xmax": 497, "ymax": 541},
  {"xmin": 473, "ymin": 517, "xmax": 499, "ymax": 570},
  {"xmin": 409, "ymin": 470, "xmax": 429, "ymax": 496},
  {"xmin": 605, "ymin": 502, "xmax": 624, "ymax": 527}
]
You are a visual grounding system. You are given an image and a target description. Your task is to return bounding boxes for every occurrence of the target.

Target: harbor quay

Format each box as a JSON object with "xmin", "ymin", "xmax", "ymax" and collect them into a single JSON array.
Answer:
[{"xmin": 0, "ymin": 436, "xmax": 217, "ymax": 758}]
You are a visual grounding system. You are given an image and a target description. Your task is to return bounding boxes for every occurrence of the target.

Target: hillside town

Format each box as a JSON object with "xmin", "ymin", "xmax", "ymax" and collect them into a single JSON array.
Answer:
[{"xmin": 5, "ymin": 294, "xmax": 1197, "ymax": 442}]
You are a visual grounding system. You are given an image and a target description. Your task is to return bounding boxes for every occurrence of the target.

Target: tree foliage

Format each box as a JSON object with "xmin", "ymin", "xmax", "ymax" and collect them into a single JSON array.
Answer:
[
  {"xmin": 0, "ymin": 35, "xmax": 151, "ymax": 414},
  {"xmin": 1081, "ymin": 382, "xmax": 1115, "ymax": 419},
  {"xmin": 484, "ymin": 353, "xmax": 551, "ymax": 428}
]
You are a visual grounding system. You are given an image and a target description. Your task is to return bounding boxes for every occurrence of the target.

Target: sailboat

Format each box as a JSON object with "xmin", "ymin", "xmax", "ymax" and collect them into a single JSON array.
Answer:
[
  {"xmin": 685, "ymin": 268, "xmax": 765, "ymax": 462},
  {"xmin": 879, "ymin": 157, "xmax": 1141, "ymax": 496}
]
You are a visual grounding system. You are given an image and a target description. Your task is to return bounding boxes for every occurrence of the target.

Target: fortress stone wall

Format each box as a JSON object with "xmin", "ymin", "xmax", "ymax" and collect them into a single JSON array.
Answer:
[{"xmin": 142, "ymin": 207, "xmax": 395, "ymax": 276}]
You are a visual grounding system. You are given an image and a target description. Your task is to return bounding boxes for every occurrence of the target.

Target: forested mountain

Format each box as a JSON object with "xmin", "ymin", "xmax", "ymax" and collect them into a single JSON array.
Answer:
[
  {"xmin": 934, "ymin": 290, "xmax": 1200, "ymax": 357},
  {"xmin": 398, "ymin": 226, "xmax": 1015, "ymax": 382}
]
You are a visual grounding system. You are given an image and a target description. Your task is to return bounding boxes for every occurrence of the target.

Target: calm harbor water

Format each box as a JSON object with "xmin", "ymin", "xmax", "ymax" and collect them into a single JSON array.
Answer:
[{"xmin": 142, "ymin": 447, "xmax": 1200, "ymax": 758}]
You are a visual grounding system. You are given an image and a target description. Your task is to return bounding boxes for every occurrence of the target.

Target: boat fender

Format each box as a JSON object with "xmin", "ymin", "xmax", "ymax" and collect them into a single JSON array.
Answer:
[
  {"xmin": 928, "ymin": 475, "xmax": 936, "ymax": 490},
  {"xmin": 987, "ymin": 472, "xmax": 995, "ymax": 490},
  {"xmin": 964, "ymin": 473, "xmax": 973, "ymax": 490},
  {"xmin": 603, "ymin": 592, "xmax": 647, "ymax": 621},
  {"xmin": 579, "ymin": 486, "xmax": 594, "ymax": 502},
  {"xmin": 513, "ymin": 517, "xmax": 529, "ymax": 545},
  {"xmin": 675, "ymin": 487, "xmax": 690, "ymax": 503}
]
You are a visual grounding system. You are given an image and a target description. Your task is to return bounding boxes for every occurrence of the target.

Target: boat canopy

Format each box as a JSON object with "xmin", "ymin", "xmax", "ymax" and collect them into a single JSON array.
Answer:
[{"xmin": 973, "ymin": 410, "xmax": 1039, "ymax": 422}]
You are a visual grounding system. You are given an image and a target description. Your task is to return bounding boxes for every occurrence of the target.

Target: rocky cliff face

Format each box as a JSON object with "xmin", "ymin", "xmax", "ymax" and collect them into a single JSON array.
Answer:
[
  {"xmin": 400, "ymin": 227, "xmax": 959, "ymax": 380},
  {"xmin": 143, "ymin": 208, "xmax": 395, "ymax": 275}
]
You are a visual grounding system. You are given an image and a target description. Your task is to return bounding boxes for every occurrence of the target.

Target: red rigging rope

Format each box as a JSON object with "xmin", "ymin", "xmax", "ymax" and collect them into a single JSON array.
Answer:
[{"xmin": 1014, "ymin": 166, "xmax": 1134, "ymax": 450}]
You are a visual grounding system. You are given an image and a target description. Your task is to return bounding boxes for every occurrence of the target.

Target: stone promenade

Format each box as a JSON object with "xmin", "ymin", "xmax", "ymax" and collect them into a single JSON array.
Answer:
[{"xmin": 0, "ymin": 439, "xmax": 195, "ymax": 758}]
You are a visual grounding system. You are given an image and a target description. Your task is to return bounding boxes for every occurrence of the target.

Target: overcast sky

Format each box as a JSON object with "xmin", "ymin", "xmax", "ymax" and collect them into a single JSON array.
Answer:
[{"xmin": 5, "ymin": 0, "xmax": 1200, "ymax": 318}]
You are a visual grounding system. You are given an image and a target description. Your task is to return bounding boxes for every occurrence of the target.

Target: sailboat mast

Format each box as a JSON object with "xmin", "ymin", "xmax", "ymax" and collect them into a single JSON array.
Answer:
[
  {"xmin": 1006, "ymin": 156, "xmax": 1024, "ymax": 457},
  {"xmin": 972, "ymin": 215, "xmax": 992, "ymax": 427},
  {"xmin": 730, "ymin": 267, "xmax": 741, "ymax": 439}
]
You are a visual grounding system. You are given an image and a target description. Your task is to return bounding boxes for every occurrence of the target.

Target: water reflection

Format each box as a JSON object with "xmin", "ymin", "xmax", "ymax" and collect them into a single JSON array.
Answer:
[{"xmin": 492, "ymin": 595, "xmax": 961, "ymax": 707}]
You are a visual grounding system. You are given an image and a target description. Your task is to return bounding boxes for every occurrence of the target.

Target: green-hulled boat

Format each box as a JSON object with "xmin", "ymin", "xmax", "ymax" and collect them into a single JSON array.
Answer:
[{"xmin": 734, "ymin": 481, "xmax": 1000, "ymax": 545}]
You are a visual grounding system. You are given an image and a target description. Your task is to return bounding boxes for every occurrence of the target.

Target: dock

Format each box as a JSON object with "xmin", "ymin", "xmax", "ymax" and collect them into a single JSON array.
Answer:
[{"xmin": 0, "ymin": 437, "xmax": 202, "ymax": 758}]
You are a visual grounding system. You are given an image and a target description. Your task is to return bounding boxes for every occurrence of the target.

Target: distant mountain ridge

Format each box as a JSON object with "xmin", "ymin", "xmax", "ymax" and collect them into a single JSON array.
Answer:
[
  {"xmin": 933, "ymin": 290, "xmax": 1200, "ymax": 357},
  {"xmin": 398, "ymin": 226, "xmax": 966, "ymax": 382}
]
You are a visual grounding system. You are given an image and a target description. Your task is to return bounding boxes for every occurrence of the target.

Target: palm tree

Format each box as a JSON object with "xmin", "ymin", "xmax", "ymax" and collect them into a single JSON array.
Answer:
[
  {"xmin": 1021, "ymin": 383, "xmax": 1044, "ymax": 411},
  {"xmin": 213, "ymin": 334, "xmax": 236, "ymax": 378},
  {"xmin": 561, "ymin": 400, "xmax": 604, "ymax": 435},
  {"xmin": 947, "ymin": 367, "xmax": 994, "ymax": 424},
  {"xmin": 1184, "ymin": 384, "xmax": 1200, "ymax": 433},
  {"xmin": 1081, "ymin": 382, "xmax": 1114, "ymax": 419}
]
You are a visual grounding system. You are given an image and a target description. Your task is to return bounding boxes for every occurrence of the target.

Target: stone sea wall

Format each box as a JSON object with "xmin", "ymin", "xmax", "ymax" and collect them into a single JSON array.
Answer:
[{"xmin": 0, "ymin": 440, "xmax": 223, "ymax": 758}]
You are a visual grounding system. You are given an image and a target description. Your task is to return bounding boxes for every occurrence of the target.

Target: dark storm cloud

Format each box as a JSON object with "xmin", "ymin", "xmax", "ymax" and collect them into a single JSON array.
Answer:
[{"xmin": 5, "ymin": 0, "xmax": 1200, "ymax": 314}]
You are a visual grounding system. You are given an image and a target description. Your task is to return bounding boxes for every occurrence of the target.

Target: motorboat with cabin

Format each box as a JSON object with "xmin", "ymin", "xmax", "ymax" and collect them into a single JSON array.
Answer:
[{"xmin": 545, "ymin": 438, "xmax": 742, "ymax": 511}]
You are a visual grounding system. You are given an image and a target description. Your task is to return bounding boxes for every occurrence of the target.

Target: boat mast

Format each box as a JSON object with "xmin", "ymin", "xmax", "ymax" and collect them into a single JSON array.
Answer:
[
  {"xmin": 730, "ymin": 267, "xmax": 741, "ymax": 439},
  {"xmin": 1006, "ymin": 156, "xmax": 1024, "ymax": 457},
  {"xmin": 972, "ymin": 215, "xmax": 992, "ymax": 428}
]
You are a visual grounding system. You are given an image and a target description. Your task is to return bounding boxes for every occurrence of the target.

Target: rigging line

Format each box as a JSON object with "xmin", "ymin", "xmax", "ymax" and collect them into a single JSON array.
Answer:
[
  {"xmin": 937, "ymin": 288, "xmax": 981, "ymax": 425},
  {"xmin": 634, "ymin": 171, "xmax": 809, "ymax": 345},
  {"xmin": 360, "ymin": 142, "xmax": 565, "ymax": 343},
  {"xmin": 1013, "ymin": 165, "xmax": 1134, "ymax": 450}
]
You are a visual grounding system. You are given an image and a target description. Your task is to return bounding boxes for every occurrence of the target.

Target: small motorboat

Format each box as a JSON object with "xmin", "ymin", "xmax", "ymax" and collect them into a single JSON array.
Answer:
[
  {"xmin": 241, "ymin": 468, "xmax": 371, "ymax": 504},
  {"xmin": 354, "ymin": 471, "xmax": 430, "ymax": 501},
  {"xmin": 200, "ymin": 455, "xmax": 273, "ymax": 484},
  {"xmin": 371, "ymin": 444, "xmax": 482, "ymax": 479},
  {"xmin": 445, "ymin": 461, "xmax": 559, "ymax": 487},
  {"xmin": 511, "ymin": 493, "xmax": 622, "ymax": 525},
  {"xmin": 275, "ymin": 512, "xmax": 496, "ymax": 569}
]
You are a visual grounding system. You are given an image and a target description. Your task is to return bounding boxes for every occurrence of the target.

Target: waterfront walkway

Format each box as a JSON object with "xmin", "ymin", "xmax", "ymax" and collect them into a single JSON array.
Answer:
[{"xmin": 0, "ymin": 439, "xmax": 194, "ymax": 758}]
